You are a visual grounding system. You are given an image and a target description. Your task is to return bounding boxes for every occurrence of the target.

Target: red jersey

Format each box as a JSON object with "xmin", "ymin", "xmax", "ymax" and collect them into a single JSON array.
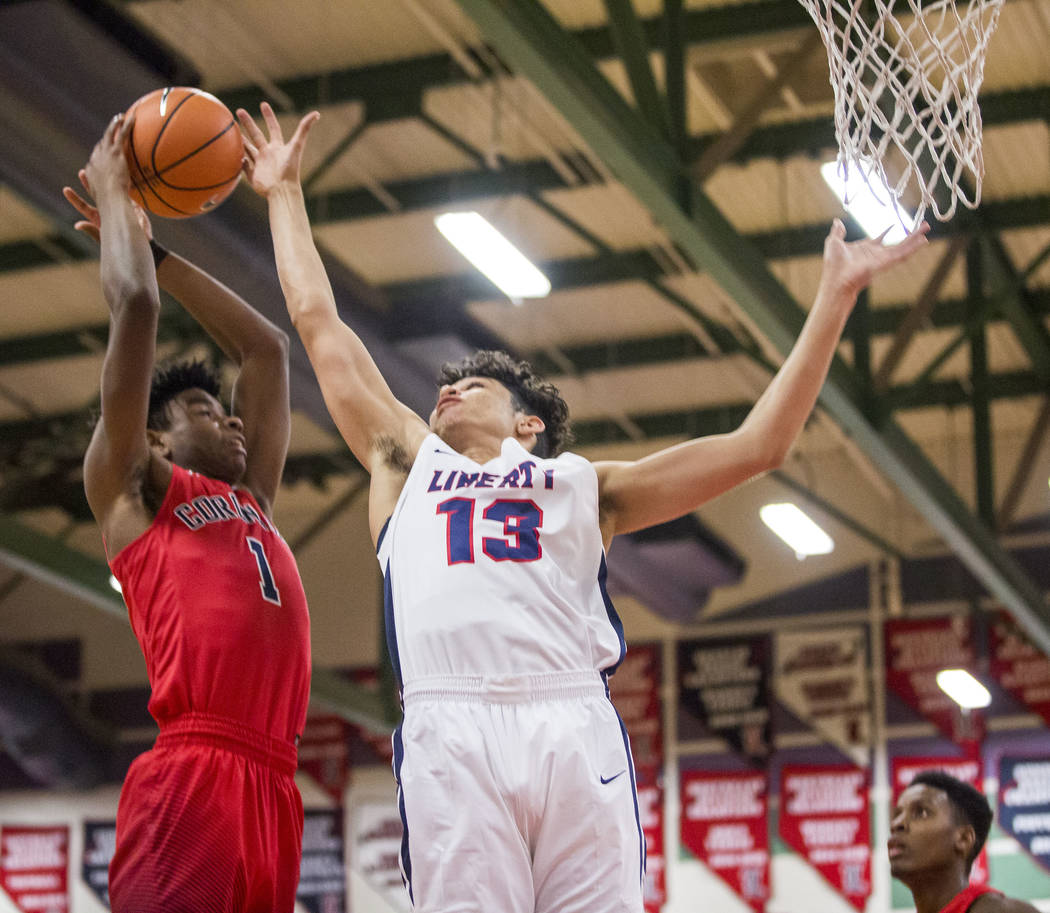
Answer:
[
  {"xmin": 940, "ymin": 884, "xmax": 1002, "ymax": 913},
  {"xmin": 109, "ymin": 465, "xmax": 311, "ymax": 743}
]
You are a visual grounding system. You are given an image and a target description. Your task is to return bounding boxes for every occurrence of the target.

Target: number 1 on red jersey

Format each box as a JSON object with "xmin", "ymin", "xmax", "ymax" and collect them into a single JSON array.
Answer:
[{"xmin": 246, "ymin": 536, "xmax": 281, "ymax": 605}]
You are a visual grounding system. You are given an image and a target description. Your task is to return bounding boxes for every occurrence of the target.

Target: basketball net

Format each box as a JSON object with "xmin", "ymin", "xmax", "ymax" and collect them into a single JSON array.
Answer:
[{"xmin": 799, "ymin": 0, "xmax": 1004, "ymax": 228}]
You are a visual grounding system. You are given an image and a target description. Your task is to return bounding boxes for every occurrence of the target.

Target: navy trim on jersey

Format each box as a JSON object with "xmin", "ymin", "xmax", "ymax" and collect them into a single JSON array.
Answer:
[
  {"xmin": 375, "ymin": 515, "xmax": 391, "ymax": 553},
  {"xmin": 614, "ymin": 706, "xmax": 647, "ymax": 883},
  {"xmin": 392, "ymin": 722, "xmax": 414, "ymax": 904},
  {"xmin": 597, "ymin": 552, "xmax": 628, "ymax": 677},
  {"xmin": 383, "ymin": 559, "xmax": 403, "ymax": 690}
]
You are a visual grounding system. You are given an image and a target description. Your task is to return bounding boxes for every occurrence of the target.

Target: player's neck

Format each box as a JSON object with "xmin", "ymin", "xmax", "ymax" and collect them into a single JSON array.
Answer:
[
  {"xmin": 439, "ymin": 429, "xmax": 509, "ymax": 465},
  {"xmin": 905, "ymin": 869, "xmax": 970, "ymax": 913}
]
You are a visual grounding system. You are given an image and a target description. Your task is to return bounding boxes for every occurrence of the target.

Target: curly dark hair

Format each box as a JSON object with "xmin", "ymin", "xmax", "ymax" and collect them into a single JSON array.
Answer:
[
  {"xmin": 911, "ymin": 770, "xmax": 993, "ymax": 871},
  {"xmin": 438, "ymin": 350, "xmax": 572, "ymax": 457},
  {"xmin": 147, "ymin": 360, "xmax": 222, "ymax": 431}
]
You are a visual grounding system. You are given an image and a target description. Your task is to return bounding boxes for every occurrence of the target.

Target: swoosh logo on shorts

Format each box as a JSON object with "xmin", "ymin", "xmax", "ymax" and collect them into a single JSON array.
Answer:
[{"xmin": 600, "ymin": 770, "xmax": 627, "ymax": 785}]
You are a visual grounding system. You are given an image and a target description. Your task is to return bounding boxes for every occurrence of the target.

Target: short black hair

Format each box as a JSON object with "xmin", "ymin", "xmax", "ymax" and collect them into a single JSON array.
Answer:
[
  {"xmin": 911, "ymin": 770, "xmax": 993, "ymax": 870},
  {"xmin": 438, "ymin": 350, "xmax": 572, "ymax": 458},
  {"xmin": 148, "ymin": 360, "xmax": 222, "ymax": 431}
]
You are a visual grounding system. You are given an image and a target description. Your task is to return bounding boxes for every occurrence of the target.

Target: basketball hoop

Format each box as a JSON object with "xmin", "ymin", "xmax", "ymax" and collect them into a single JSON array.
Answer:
[{"xmin": 799, "ymin": 0, "xmax": 1005, "ymax": 228}]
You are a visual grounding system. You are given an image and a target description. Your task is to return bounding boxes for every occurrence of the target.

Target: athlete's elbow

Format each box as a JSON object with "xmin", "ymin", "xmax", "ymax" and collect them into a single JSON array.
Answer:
[
  {"xmin": 288, "ymin": 292, "xmax": 334, "ymax": 331},
  {"xmin": 107, "ymin": 283, "xmax": 160, "ymax": 323},
  {"xmin": 754, "ymin": 435, "xmax": 792, "ymax": 473},
  {"xmin": 736, "ymin": 426, "xmax": 791, "ymax": 476}
]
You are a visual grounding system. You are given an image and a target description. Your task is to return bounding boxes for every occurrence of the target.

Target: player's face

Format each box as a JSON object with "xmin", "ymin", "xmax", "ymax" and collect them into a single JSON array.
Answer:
[
  {"xmin": 888, "ymin": 784, "xmax": 970, "ymax": 881},
  {"xmin": 162, "ymin": 388, "xmax": 247, "ymax": 483},
  {"xmin": 429, "ymin": 376, "xmax": 520, "ymax": 441}
]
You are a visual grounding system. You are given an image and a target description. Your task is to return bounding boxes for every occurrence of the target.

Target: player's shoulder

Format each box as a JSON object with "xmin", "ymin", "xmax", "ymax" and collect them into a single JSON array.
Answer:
[{"xmin": 970, "ymin": 892, "xmax": 1041, "ymax": 913}]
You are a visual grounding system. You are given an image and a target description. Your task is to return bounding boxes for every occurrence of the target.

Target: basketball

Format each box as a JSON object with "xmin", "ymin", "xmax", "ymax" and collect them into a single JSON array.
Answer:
[{"xmin": 124, "ymin": 87, "xmax": 244, "ymax": 219}]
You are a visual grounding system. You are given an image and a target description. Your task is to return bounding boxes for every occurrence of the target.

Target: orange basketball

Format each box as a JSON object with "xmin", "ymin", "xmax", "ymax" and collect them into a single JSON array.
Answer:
[{"xmin": 124, "ymin": 87, "xmax": 244, "ymax": 219}]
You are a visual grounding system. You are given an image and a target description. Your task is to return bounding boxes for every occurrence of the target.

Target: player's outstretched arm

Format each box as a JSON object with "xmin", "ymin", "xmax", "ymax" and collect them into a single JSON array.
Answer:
[
  {"xmin": 65, "ymin": 175, "xmax": 291, "ymax": 518},
  {"xmin": 595, "ymin": 219, "xmax": 930, "ymax": 540},
  {"xmin": 237, "ymin": 103, "xmax": 427, "ymax": 472},
  {"xmin": 75, "ymin": 115, "xmax": 161, "ymax": 527}
]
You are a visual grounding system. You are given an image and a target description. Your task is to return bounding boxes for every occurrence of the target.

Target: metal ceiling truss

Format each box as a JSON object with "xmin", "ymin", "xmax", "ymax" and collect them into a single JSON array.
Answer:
[{"xmin": 443, "ymin": 0, "xmax": 1050, "ymax": 654}]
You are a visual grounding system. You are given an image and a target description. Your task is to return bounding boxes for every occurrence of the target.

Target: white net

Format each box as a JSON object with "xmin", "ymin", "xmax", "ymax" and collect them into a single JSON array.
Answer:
[{"xmin": 799, "ymin": 0, "xmax": 1004, "ymax": 227}]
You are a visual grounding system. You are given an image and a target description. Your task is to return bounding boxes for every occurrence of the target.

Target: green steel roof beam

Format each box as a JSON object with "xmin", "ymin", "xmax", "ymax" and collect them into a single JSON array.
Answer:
[
  {"xmin": 449, "ymin": 0, "xmax": 1050, "ymax": 653},
  {"xmin": 602, "ymin": 0, "xmax": 671, "ymax": 138},
  {"xmin": 979, "ymin": 236, "xmax": 1050, "ymax": 385},
  {"xmin": 663, "ymin": 0, "xmax": 688, "ymax": 155},
  {"xmin": 4, "ymin": 280, "xmax": 1048, "ymax": 373},
  {"xmin": 968, "ymin": 240, "xmax": 996, "ymax": 527}
]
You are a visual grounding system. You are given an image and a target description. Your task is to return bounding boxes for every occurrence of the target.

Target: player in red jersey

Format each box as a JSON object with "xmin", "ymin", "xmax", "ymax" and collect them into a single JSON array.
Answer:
[
  {"xmin": 65, "ymin": 114, "xmax": 311, "ymax": 913},
  {"xmin": 890, "ymin": 770, "xmax": 1038, "ymax": 913}
]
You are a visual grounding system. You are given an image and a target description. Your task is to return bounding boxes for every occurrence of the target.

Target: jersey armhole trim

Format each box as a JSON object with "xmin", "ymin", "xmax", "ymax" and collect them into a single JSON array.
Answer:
[{"xmin": 376, "ymin": 515, "xmax": 392, "ymax": 553}]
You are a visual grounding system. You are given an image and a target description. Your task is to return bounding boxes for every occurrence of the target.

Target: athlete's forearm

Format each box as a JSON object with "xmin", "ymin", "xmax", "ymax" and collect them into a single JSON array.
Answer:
[
  {"xmin": 265, "ymin": 180, "xmax": 341, "ymax": 332},
  {"xmin": 96, "ymin": 184, "xmax": 160, "ymax": 319},
  {"xmin": 154, "ymin": 251, "xmax": 288, "ymax": 366},
  {"xmin": 737, "ymin": 280, "xmax": 852, "ymax": 465}
]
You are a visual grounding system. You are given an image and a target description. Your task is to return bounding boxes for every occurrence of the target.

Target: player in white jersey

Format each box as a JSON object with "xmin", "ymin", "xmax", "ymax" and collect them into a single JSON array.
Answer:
[{"xmin": 238, "ymin": 103, "xmax": 929, "ymax": 913}]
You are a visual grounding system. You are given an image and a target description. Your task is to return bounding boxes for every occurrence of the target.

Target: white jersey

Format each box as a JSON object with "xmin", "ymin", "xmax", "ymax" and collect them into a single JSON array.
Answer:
[{"xmin": 377, "ymin": 433, "xmax": 626, "ymax": 686}]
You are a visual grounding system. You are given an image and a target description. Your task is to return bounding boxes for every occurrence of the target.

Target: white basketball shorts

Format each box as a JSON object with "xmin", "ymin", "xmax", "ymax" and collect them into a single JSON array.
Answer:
[{"xmin": 392, "ymin": 671, "xmax": 645, "ymax": 913}]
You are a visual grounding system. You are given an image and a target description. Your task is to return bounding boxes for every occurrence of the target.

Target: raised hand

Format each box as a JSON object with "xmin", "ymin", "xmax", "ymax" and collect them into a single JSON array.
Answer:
[
  {"xmin": 81, "ymin": 113, "xmax": 136, "ymax": 207},
  {"xmin": 63, "ymin": 168, "xmax": 152, "ymax": 244},
  {"xmin": 236, "ymin": 102, "xmax": 320, "ymax": 197},
  {"xmin": 821, "ymin": 218, "xmax": 930, "ymax": 298}
]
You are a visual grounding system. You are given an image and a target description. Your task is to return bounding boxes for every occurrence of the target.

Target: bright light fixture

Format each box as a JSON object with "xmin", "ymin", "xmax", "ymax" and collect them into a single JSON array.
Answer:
[
  {"xmin": 434, "ymin": 211, "xmax": 551, "ymax": 300},
  {"xmin": 936, "ymin": 669, "xmax": 992, "ymax": 709},
  {"xmin": 759, "ymin": 502, "xmax": 834, "ymax": 559},
  {"xmin": 820, "ymin": 159, "xmax": 913, "ymax": 245},
  {"xmin": 108, "ymin": 574, "xmax": 123, "ymax": 594}
]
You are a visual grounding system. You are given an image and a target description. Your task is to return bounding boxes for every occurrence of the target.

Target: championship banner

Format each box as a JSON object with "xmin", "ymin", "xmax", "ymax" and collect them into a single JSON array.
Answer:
[
  {"xmin": 997, "ymin": 756, "xmax": 1050, "ymax": 873},
  {"xmin": 990, "ymin": 612, "xmax": 1050, "ymax": 727},
  {"xmin": 891, "ymin": 754, "xmax": 988, "ymax": 884},
  {"xmin": 0, "ymin": 825, "xmax": 69, "ymax": 913},
  {"xmin": 636, "ymin": 764, "xmax": 666, "ymax": 913},
  {"xmin": 609, "ymin": 642, "xmax": 663, "ymax": 767},
  {"xmin": 775, "ymin": 626, "xmax": 870, "ymax": 765},
  {"xmin": 779, "ymin": 765, "xmax": 871, "ymax": 911},
  {"xmin": 352, "ymin": 801, "xmax": 410, "ymax": 911},
  {"xmin": 82, "ymin": 821, "xmax": 116, "ymax": 909},
  {"xmin": 297, "ymin": 809, "xmax": 347, "ymax": 913},
  {"xmin": 679, "ymin": 635, "xmax": 771, "ymax": 762},
  {"xmin": 680, "ymin": 769, "xmax": 769, "ymax": 912},
  {"xmin": 299, "ymin": 715, "xmax": 352, "ymax": 803},
  {"xmin": 884, "ymin": 616, "xmax": 984, "ymax": 744}
]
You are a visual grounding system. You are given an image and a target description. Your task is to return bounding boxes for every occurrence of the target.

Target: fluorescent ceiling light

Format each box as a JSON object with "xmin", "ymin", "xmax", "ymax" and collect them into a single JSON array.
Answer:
[
  {"xmin": 759, "ymin": 502, "xmax": 834, "ymax": 558},
  {"xmin": 820, "ymin": 159, "xmax": 913, "ymax": 245},
  {"xmin": 936, "ymin": 669, "xmax": 992, "ymax": 709},
  {"xmin": 108, "ymin": 574, "xmax": 123, "ymax": 594},
  {"xmin": 435, "ymin": 211, "xmax": 551, "ymax": 300}
]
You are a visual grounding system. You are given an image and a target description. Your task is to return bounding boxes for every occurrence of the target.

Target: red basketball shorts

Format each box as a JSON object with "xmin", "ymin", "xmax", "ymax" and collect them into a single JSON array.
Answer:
[{"xmin": 109, "ymin": 713, "xmax": 303, "ymax": 913}]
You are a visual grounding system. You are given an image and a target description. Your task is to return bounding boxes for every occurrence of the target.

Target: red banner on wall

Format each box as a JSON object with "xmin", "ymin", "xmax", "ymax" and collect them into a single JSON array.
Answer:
[
  {"xmin": 0, "ymin": 825, "xmax": 69, "ymax": 913},
  {"xmin": 298, "ymin": 714, "xmax": 352, "ymax": 803},
  {"xmin": 990, "ymin": 612, "xmax": 1050, "ymax": 727},
  {"xmin": 779, "ymin": 765, "xmax": 871, "ymax": 911},
  {"xmin": 681, "ymin": 770, "xmax": 770, "ymax": 912},
  {"xmin": 610, "ymin": 643, "xmax": 665, "ymax": 911},
  {"xmin": 636, "ymin": 764, "xmax": 666, "ymax": 913},
  {"xmin": 609, "ymin": 642, "xmax": 663, "ymax": 767},
  {"xmin": 884, "ymin": 616, "xmax": 984, "ymax": 744},
  {"xmin": 890, "ymin": 753, "xmax": 988, "ymax": 885}
]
